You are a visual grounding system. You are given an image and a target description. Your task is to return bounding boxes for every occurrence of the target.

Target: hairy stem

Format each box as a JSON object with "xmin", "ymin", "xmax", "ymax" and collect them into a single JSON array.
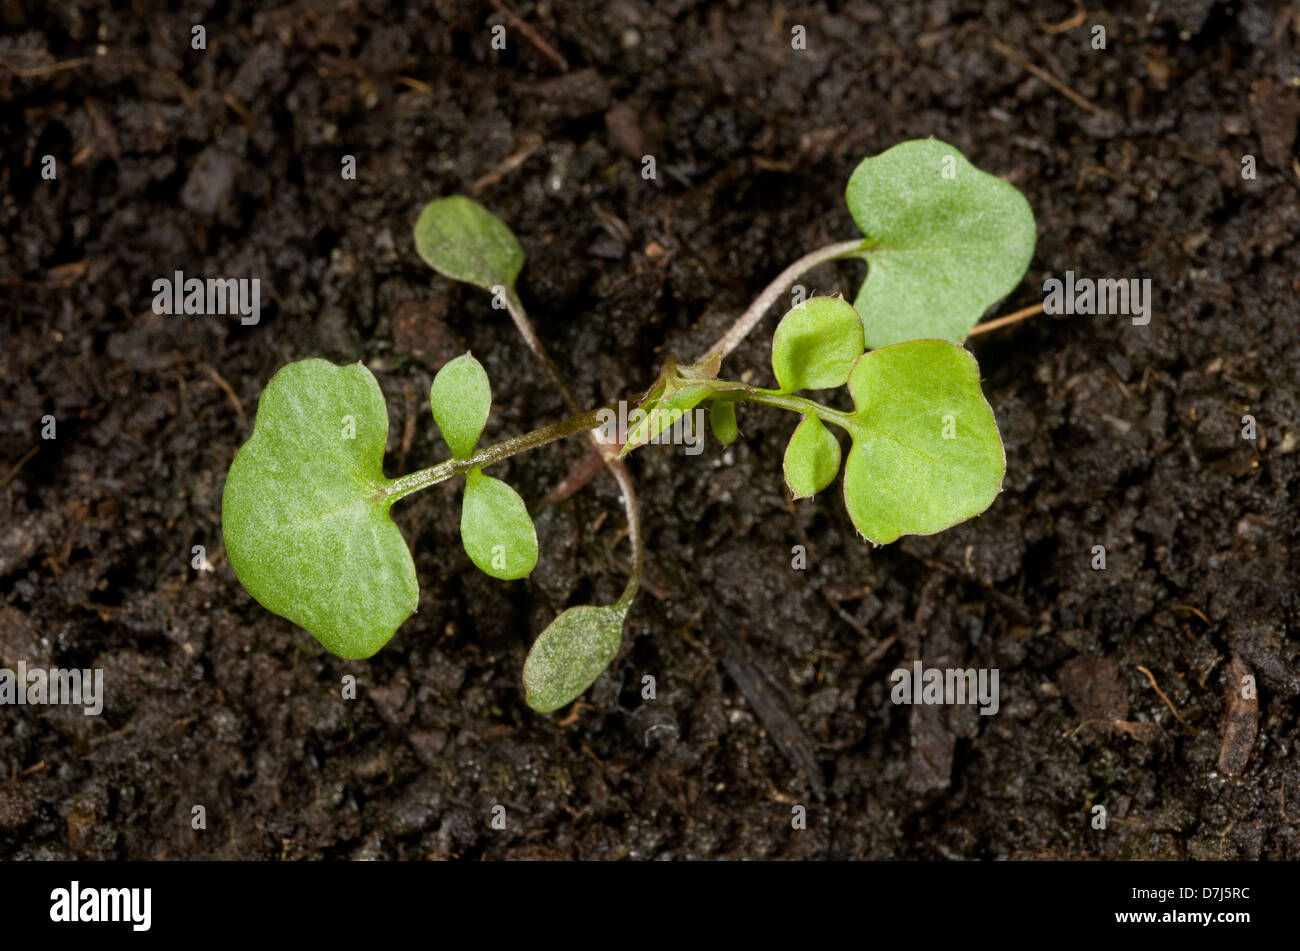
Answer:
[
  {"xmin": 506, "ymin": 291, "xmax": 644, "ymax": 596},
  {"xmin": 698, "ymin": 238, "xmax": 868, "ymax": 363},
  {"xmin": 504, "ymin": 292, "xmax": 582, "ymax": 410},
  {"xmin": 379, "ymin": 379, "xmax": 846, "ymax": 508},
  {"xmin": 378, "ymin": 404, "xmax": 614, "ymax": 505},
  {"xmin": 712, "ymin": 387, "xmax": 852, "ymax": 431}
]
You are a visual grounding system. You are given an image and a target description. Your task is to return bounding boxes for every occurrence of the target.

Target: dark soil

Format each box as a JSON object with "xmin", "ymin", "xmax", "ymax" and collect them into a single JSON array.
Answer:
[{"xmin": 2, "ymin": 0, "xmax": 1299, "ymax": 860}]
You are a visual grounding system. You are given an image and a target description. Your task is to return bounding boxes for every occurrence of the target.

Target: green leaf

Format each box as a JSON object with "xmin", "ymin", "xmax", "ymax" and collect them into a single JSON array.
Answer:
[
  {"xmin": 414, "ymin": 195, "xmax": 525, "ymax": 292},
  {"xmin": 461, "ymin": 468, "xmax": 538, "ymax": 580},
  {"xmin": 523, "ymin": 603, "xmax": 627, "ymax": 712},
  {"xmin": 430, "ymin": 353, "xmax": 491, "ymax": 459},
  {"xmin": 222, "ymin": 359, "xmax": 418, "ymax": 659},
  {"xmin": 846, "ymin": 139, "xmax": 1036, "ymax": 348},
  {"xmin": 622, "ymin": 382, "xmax": 712, "ymax": 453},
  {"xmin": 771, "ymin": 296, "xmax": 865, "ymax": 392},
  {"xmin": 710, "ymin": 400, "xmax": 738, "ymax": 446},
  {"xmin": 620, "ymin": 355, "xmax": 742, "ymax": 455},
  {"xmin": 674, "ymin": 352, "xmax": 722, "ymax": 381},
  {"xmin": 783, "ymin": 414, "xmax": 842, "ymax": 499},
  {"xmin": 841, "ymin": 340, "xmax": 1005, "ymax": 543}
]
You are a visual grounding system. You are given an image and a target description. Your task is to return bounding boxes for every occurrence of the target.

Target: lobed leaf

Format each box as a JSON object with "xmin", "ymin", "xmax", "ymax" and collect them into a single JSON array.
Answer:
[
  {"xmin": 846, "ymin": 139, "xmax": 1036, "ymax": 348},
  {"xmin": 771, "ymin": 296, "xmax": 865, "ymax": 392},
  {"xmin": 841, "ymin": 340, "xmax": 1004, "ymax": 543},
  {"xmin": 430, "ymin": 353, "xmax": 491, "ymax": 459},
  {"xmin": 783, "ymin": 414, "xmax": 842, "ymax": 498},
  {"xmin": 461, "ymin": 468, "xmax": 538, "ymax": 580},
  {"xmin": 523, "ymin": 603, "xmax": 627, "ymax": 712},
  {"xmin": 414, "ymin": 195, "xmax": 525, "ymax": 292},
  {"xmin": 221, "ymin": 359, "xmax": 418, "ymax": 659}
]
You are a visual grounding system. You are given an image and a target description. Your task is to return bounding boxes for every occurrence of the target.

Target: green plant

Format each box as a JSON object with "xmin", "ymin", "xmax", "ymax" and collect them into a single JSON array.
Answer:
[{"xmin": 221, "ymin": 138, "xmax": 1036, "ymax": 712}]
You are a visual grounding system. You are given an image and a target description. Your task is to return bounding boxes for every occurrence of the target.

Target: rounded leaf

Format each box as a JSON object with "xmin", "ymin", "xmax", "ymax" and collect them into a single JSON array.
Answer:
[
  {"xmin": 846, "ymin": 139, "xmax": 1036, "ymax": 348},
  {"xmin": 710, "ymin": 400, "xmax": 739, "ymax": 445},
  {"xmin": 841, "ymin": 340, "xmax": 1005, "ymax": 543},
  {"xmin": 461, "ymin": 468, "xmax": 538, "ymax": 580},
  {"xmin": 222, "ymin": 360, "xmax": 418, "ymax": 659},
  {"xmin": 783, "ymin": 414, "xmax": 842, "ymax": 498},
  {"xmin": 523, "ymin": 603, "xmax": 627, "ymax": 712},
  {"xmin": 771, "ymin": 296, "xmax": 865, "ymax": 392},
  {"xmin": 430, "ymin": 353, "xmax": 491, "ymax": 459},
  {"xmin": 414, "ymin": 195, "xmax": 525, "ymax": 292}
]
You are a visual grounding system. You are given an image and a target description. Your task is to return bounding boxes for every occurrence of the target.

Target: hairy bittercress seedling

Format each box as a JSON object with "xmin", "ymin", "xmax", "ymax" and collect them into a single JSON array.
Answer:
[{"xmin": 221, "ymin": 138, "xmax": 1037, "ymax": 713}]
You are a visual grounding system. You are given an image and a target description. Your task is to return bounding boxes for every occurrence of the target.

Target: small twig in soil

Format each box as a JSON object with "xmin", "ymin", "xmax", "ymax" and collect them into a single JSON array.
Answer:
[
  {"xmin": 1064, "ymin": 719, "xmax": 1161, "ymax": 741},
  {"xmin": 825, "ymin": 600, "xmax": 870, "ymax": 639},
  {"xmin": 555, "ymin": 701, "xmax": 594, "ymax": 726},
  {"xmin": 489, "ymin": 0, "xmax": 569, "ymax": 71},
  {"xmin": 1, "ymin": 260, "xmax": 88, "ymax": 288},
  {"xmin": 0, "ymin": 446, "xmax": 39, "ymax": 489},
  {"xmin": 1171, "ymin": 603, "xmax": 1212, "ymax": 625},
  {"xmin": 543, "ymin": 447, "xmax": 606, "ymax": 505},
  {"xmin": 1038, "ymin": 0, "xmax": 1087, "ymax": 34},
  {"xmin": 395, "ymin": 75, "xmax": 432, "ymax": 95},
  {"xmin": 1063, "ymin": 718, "xmax": 1110, "ymax": 738},
  {"xmin": 83, "ymin": 99, "xmax": 121, "ymax": 158},
  {"xmin": 1274, "ymin": 780, "xmax": 1294, "ymax": 823},
  {"xmin": 861, "ymin": 634, "xmax": 899, "ymax": 669},
  {"xmin": 200, "ymin": 362, "xmax": 248, "ymax": 430},
  {"xmin": 223, "ymin": 92, "xmax": 256, "ymax": 128},
  {"xmin": 1136, "ymin": 665, "xmax": 1193, "ymax": 730},
  {"xmin": 900, "ymin": 545, "xmax": 1033, "ymax": 623},
  {"xmin": 721, "ymin": 641, "xmax": 826, "ymax": 799},
  {"xmin": 580, "ymin": 742, "xmax": 610, "ymax": 774},
  {"xmin": 472, "ymin": 134, "xmax": 543, "ymax": 194},
  {"xmin": 968, "ymin": 302, "xmax": 1044, "ymax": 336},
  {"xmin": 152, "ymin": 69, "xmax": 201, "ymax": 111},
  {"xmin": 0, "ymin": 54, "xmax": 92, "ymax": 78},
  {"xmin": 989, "ymin": 37, "xmax": 1112, "ymax": 117}
]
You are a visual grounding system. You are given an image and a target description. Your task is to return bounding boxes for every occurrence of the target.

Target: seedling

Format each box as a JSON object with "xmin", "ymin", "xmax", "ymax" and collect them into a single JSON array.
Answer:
[{"xmin": 221, "ymin": 139, "xmax": 1037, "ymax": 712}]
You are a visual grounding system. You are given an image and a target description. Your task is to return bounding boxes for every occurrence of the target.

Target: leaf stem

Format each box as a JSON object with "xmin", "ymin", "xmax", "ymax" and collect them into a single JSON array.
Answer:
[
  {"xmin": 715, "ymin": 386, "xmax": 855, "ymax": 431},
  {"xmin": 505, "ymin": 291, "xmax": 644, "ymax": 598},
  {"xmin": 378, "ymin": 381, "xmax": 850, "ymax": 509},
  {"xmin": 504, "ymin": 291, "xmax": 581, "ymax": 408},
  {"xmin": 378, "ymin": 404, "xmax": 614, "ymax": 505},
  {"xmin": 699, "ymin": 238, "xmax": 868, "ymax": 363}
]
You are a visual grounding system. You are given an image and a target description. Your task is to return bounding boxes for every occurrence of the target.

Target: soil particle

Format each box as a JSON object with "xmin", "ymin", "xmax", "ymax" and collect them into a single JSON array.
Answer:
[{"xmin": 1217, "ymin": 653, "xmax": 1260, "ymax": 776}]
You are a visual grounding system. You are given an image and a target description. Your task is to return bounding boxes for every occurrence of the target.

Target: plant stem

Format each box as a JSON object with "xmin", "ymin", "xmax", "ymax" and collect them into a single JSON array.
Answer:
[
  {"xmin": 378, "ymin": 380, "xmax": 848, "ymax": 507},
  {"xmin": 698, "ymin": 238, "xmax": 868, "ymax": 363},
  {"xmin": 505, "ymin": 291, "xmax": 644, "ymax": 597},
  {"xmin": 738, "ymin": 388, "xmax": 855, "ymax": 430},
  {"xmin": 504, "ymin": 292, "xmax": 582, "ymax": 410},
  {"xmin": 378, "ymin": 404, "xmax": 614, "ymax": 505}
]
